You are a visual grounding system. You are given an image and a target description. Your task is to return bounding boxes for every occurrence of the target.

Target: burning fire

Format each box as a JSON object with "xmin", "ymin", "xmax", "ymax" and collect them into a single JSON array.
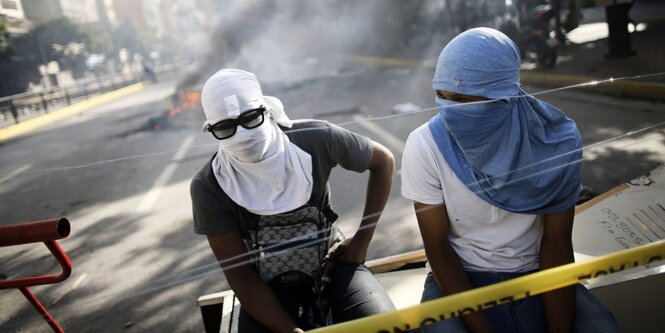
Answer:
[{"xmin": 168, "ymin": 89, "xmax": 201, "ymax": 117}]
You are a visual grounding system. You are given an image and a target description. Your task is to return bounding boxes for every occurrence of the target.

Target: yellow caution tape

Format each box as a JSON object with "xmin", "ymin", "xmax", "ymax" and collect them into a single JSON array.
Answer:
[{"xmin": 310, "ymin": 240, "xmax": 665, "ymax": 333}]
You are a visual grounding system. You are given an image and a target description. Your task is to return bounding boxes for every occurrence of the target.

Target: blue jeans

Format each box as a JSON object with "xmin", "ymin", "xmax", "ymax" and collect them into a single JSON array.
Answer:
[
  {"xmin": 419, "ymin": 272, "xmax": 620, "ymax": 333},
  {"xmin": 238, "ymin": 263, "xmax": 395, "ymax": 332}
]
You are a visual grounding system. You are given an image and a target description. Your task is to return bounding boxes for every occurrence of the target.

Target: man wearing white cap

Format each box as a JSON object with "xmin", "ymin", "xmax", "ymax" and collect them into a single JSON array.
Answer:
[{"xmin": 191, "ymin": 69, "xmax": 396, "ymax": 333}]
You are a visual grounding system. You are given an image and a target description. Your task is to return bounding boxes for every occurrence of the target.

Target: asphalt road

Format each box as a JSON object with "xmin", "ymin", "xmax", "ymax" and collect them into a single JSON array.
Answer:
[{"xmin": 1, "ymin": 65, "xmax": 664, "ymax": 332}]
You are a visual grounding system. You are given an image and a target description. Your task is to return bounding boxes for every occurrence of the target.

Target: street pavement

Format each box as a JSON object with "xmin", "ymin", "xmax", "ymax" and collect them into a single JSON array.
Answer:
[
  {"xmin": 1, "ymin": 3, "xmax": 664, "ymax": 332},
  {"xmin": 1, "ymin": 66, "xmax": 663, "ymax": 332},
  {"xmin": 521, "ymin": 1, "xmax": 665, "ymax": 100},
  {"xmin": 3, "ymin": 1, "xmax": 663, "ymax": 136}
]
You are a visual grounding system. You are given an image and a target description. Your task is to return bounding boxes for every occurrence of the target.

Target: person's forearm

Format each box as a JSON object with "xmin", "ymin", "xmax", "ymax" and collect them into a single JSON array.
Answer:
[
  {"xmin": 541, "ymin": 286, "xmax": 575, "ymax": 333},
  {"xmin": 225, "ymin": 267, "xmax": 300, "ymax": 333},
  {"xmin": 540, "ymin": 208, "xmax": 576, "ymax": 333},
  {"xmin": 355, "ymin": 161, "xmax": 394, "ymax": 243},
  {"xmin": 540, "ymin": 237, "xmax": 575, "ymax": 333},
  {"xmin": 354, "ymin": 146, "xmax": 395, "ymax": 248},
  {"xmin": 427, "ymin": 242, "xmax": 493, "ymax": 333}
]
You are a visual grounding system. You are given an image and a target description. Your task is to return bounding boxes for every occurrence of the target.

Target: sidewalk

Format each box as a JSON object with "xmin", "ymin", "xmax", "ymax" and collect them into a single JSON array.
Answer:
[
  {"xmin": 0, "ymin": 83, "xmax": 145, "ymax": 143},
  {"xmin": 521, "ymin": 1, "xmax": 665, "ymax": 100}
]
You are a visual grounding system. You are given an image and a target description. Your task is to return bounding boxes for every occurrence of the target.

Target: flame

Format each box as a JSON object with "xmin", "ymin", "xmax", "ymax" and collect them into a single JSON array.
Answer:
[{"xmin": 169, "ymin": 90, "xmax": 201, "ymax": 117}]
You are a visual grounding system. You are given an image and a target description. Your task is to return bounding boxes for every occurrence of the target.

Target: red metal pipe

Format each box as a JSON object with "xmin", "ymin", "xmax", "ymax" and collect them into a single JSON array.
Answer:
[
  {"xmin": 0, "ymin": 240, "xmax": 72, "ymax": 289},
  {"xmin": 0, "ymin": 218, "xmax": 70, "ymax": 246},
  {"xmin": 0, "ymin": 218, "xmax": 73, "ymax": 332},
  {"xmin": 19, "ymin": 287, "xmax": 65, "ymax": 333}
]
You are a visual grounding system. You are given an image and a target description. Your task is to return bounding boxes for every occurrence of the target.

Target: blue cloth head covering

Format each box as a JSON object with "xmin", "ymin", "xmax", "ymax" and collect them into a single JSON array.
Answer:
[
  {"xmin": 433, "ymin": 27, "xmax": 521, "ymax": 99},
  {"xmin": 429, "ymin": 27, "xmax": 582, "ymax": 214}
]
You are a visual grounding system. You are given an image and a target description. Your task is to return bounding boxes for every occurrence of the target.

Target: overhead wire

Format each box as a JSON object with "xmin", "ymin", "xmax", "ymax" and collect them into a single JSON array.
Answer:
[{"xmin": 3, "ymin": 72, "xmax": 665, "ymax": 314}]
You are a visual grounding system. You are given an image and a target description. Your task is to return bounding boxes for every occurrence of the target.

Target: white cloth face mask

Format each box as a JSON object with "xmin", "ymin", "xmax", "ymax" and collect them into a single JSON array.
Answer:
[{"xmin": 218, "ymin": 118, "xmax": 276, "ymax": 163}]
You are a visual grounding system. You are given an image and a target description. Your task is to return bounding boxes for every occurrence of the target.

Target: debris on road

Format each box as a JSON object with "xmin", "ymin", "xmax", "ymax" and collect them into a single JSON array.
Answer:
[{"xmin": 393, "ymin": 102, "xmax": 421, "ymax": 114}]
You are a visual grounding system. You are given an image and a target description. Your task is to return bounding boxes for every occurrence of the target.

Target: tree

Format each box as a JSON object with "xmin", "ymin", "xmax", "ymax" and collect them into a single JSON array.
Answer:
[
  {"xmin": 81, "ymin": 24, "xmax": 113, "ymax": 55},
  {"xmin": 111, "ymin": 19, "xmax": 145, "ymax": 57},
  {"xmin": 0, "ymin": 17, "xmax": 112, "ymax": 96},
  {"xmin": 10, "ymin": 17, "xmax": 111, "ymax": 77}
]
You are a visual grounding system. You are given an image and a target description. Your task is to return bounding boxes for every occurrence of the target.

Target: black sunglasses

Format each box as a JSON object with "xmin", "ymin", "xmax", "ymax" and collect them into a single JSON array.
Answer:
[{"xmin": 207, "ymin": 107, "xmax": 267, "ymax": 140}]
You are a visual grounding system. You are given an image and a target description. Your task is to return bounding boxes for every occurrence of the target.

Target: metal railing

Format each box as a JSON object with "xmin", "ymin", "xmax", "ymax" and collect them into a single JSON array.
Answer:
[{"xmin": 0, "ymin": 62, "xmax": 187, "ymax": 126}]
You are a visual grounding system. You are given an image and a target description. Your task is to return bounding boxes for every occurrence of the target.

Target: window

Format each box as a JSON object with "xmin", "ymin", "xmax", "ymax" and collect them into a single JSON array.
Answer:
[{"xmin": 1, "ymin": 0, "xmax": 19, "ymax": 10}]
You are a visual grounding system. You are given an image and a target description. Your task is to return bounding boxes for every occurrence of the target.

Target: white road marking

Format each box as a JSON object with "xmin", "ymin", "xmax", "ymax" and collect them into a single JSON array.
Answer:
[
  {"xmin": 0, "ymin": 164, "xmax": 32, "ymax": 184},
  {"xmin": 52, "ymin": 272, "xmax": 88, "ymax": 305},
  {"xmin": 137, "ymin": 135, "xmax": 195, "ymax": 212},
  {"xmin": 72, "ymin": 272, "xmax": 88, "ymax": 289},
  {"xmin": 351, "ymin": 115, "xmax": 405, "ymax": 153}
]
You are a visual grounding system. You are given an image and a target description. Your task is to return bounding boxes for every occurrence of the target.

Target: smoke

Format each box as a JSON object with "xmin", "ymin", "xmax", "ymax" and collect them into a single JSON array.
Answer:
[{"xmin": 178, "ymin": 0, "xmax": 447, "ymax": 90}]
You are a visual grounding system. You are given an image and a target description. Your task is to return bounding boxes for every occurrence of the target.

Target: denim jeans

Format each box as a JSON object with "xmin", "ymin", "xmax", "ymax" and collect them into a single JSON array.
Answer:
[
  {"xmin": 419, "ymin": 271, "xmax": 620, "ymax": 333},
  {"xmin": 238, "ymin": 263, "xmax": 396, "ymax": 332}
]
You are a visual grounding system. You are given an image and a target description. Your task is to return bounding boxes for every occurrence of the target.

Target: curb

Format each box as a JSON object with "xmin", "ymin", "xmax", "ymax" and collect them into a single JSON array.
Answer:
[
  {"xmin": 341, "ymin": 54, "xmax": 664, "ymax": 102},
  {"xmin": 0, "ymin": 83, "xmax": 146, "ymax": 143},
  {"xmin": 520, "ymin": 71, "xmax": 665, "ymax": 101}
]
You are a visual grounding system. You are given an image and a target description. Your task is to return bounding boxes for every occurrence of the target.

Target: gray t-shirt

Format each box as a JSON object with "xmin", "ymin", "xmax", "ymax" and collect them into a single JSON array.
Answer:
[{"xmin": 191, "ymin": 119, "xmax": 372, "ymax": 236}]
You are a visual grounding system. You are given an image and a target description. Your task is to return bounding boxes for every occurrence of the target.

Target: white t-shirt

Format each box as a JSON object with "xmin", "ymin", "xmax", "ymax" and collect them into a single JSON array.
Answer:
[{"xmin": 401, "ymin": 123, "xmax": 543, "ymax": 272}]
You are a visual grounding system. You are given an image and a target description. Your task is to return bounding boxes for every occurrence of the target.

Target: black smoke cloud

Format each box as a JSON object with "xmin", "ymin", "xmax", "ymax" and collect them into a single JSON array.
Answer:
[{"xmin": 178, "ymin": 0, "xmax": 444, "ymax": 90}]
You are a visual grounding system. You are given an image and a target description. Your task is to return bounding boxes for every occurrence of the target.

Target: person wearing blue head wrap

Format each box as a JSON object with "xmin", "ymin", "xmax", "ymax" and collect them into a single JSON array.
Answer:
[
  {"xmin": 431, "ymin": 27, "xmax": 582, "ymax": 214},
  {"xmin": 401, "ymin": 28, "xmax": 619, "ymax": 333}
]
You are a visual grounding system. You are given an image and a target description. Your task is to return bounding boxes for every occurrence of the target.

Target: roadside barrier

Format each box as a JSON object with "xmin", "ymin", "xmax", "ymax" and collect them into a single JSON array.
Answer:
[
  {"xmin": 310, "ymin": 240, "xmax": 665, "ymax": 333},
  {"xmin": 0, "ymin": 218, "xmax": 72, "ymax": 333}
]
